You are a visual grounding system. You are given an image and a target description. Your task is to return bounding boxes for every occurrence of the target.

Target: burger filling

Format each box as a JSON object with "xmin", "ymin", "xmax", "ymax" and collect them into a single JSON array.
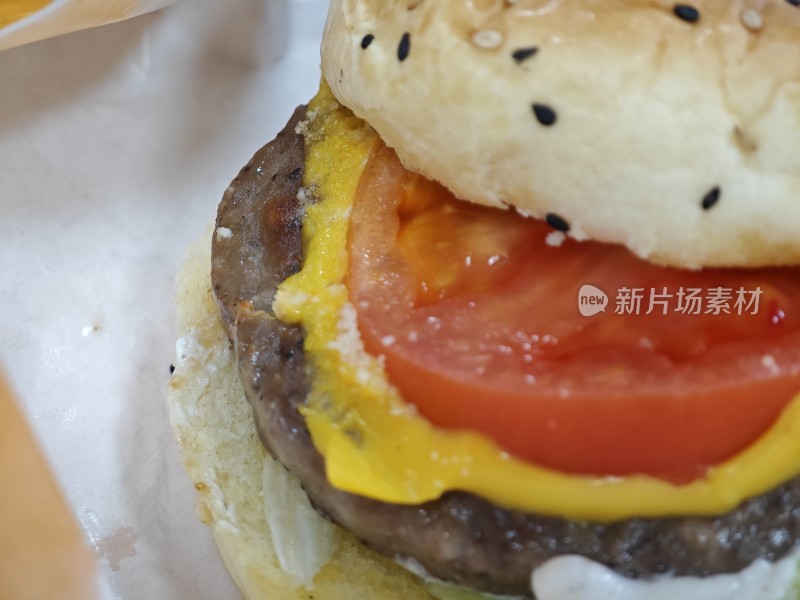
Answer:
[
  {"xmin": 274, "ymin": 82, "xmax": 800, "ymax": 520},
  {"xmin": 211, "ymin": 83, "xmax": 800, "ymax": 596}
]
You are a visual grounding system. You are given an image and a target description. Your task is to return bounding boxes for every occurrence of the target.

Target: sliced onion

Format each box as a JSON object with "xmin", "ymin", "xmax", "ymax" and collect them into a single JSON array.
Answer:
[{"xmin": 262, "ymin": 456, "xmax": 338, "ymax": 589}]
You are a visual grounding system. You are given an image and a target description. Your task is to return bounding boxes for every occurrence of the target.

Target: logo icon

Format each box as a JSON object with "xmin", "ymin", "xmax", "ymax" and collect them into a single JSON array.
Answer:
[{"xmin": 578, "ymin": 284, "xmax": 609, "ymax": 317}]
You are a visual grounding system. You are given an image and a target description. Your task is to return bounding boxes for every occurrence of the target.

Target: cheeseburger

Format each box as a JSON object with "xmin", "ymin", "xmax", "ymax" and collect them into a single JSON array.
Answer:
[{"xmin": 168, "ymin": 1, "xmax": 800, "ymax": 598}]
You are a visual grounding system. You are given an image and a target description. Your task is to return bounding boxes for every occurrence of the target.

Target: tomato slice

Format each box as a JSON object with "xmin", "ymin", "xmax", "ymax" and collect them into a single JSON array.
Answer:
[{"xmin": 346, "ymin": 144, "xmax": 800, "ymax": 483}]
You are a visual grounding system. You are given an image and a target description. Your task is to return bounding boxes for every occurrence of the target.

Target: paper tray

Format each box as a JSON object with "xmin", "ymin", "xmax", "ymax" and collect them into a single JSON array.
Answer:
[{"xmin": 0, "ymin": 0, "xmax": 327, "ymax": 596}]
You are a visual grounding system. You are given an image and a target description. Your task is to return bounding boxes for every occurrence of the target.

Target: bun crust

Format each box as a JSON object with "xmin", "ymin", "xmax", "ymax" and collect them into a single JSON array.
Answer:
[{"xmin": 322, "ymin": 0, "xmax": 800, "ymax": 268}]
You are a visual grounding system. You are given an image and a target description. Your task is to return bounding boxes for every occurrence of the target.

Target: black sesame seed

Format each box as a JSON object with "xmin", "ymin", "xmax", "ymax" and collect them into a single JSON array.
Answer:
[
  {"xmin": 532, "ymin": 103, "xmax": 557, "ymax": 126},
  {"xmin": 289, "ymin": 167, "xmax": 302, "ymax": 181},
  {"xmin": 169, "ymin": 364, "xmax": 175, "ymax": 374},
  {"xmin": 361, "ymin": 34, "xmax": 375, "ymax": 49},
  {"xmin": 701, "ymin": 186, "xmax": 721, "ymax": 210},
  {"xmin": 545, "ymin": 213, "xmax": 570, "ymax": 232},
  {"xmin": 512, "ymin": 46, "xmax": 539, "ymax": 64},
  {"xmin": 398, "ymin": 32, "xmax": 411, "ymax": 62},
  {"xmin": 673, "ymin": 4, "xmax": 700, "ymax": 22}
]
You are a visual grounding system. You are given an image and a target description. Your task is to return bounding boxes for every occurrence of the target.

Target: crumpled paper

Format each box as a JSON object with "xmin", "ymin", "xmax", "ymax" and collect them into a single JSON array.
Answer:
[
  {"xmin": 0, "ymin": 0, "xmax": 174, "ymax": 51},
  {"xmin": 0, "ymin": 0, "xmax": 325, "ymax": 596}
]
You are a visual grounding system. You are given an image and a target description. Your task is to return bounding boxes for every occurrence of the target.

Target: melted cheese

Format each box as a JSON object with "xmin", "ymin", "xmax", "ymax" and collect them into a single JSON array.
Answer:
[
  {"xmin": 0, "ymin": 0, "xmax": 50, "ymax": 28},
  {"xmin": 273, "ymin": 82, "xmax": 800, "ymax": 522}
]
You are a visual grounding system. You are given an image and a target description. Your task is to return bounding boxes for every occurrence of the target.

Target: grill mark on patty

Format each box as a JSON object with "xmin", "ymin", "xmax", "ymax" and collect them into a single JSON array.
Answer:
[{"xmin": 210, "ymin": 106, "xmax": 800, "ymax": 597}]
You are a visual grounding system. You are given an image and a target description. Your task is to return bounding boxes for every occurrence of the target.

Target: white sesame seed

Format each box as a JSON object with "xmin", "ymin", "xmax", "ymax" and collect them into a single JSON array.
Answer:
[
  {"xmin": 471, "ymin": 29, "xmax": 504, "ymax": 49},
  {"xmin": 740, "ymin": 8, "xmax": 763, "ymax": 31}
]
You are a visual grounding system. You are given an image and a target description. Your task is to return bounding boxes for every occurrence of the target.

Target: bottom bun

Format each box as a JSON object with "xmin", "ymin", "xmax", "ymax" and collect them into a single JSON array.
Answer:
[{"xmin": 167, "ymin": 231, "xmax": 494, "ymax": 600}]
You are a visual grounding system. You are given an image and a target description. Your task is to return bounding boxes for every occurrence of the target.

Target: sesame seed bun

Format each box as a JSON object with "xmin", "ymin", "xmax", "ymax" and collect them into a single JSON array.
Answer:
[{"xmin": 321, "ymin": 0, "xmax": 800, "ymax": 269}]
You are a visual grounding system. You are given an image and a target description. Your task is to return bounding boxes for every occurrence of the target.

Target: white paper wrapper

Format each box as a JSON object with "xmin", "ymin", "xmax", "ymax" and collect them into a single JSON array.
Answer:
[
  {"xmin": 0, "ymin": 0, "xmax": 176, "ymax": 51},
  {"xmin": 0, "ymin": 0, "xmax": 326, "ymax": 596}
]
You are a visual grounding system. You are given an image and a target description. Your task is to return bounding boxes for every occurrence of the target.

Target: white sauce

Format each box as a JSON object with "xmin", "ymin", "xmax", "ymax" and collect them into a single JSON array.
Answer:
[
  {"xmin": 545, "ymin": 231, "xmax": 566, "ymax": 247},
  {"xmin": 531, "ymin": 550, "xmax": 800, "ymax": 600},
  {"xmin": 215, "ymin": 226, "xmax": 233, "ymax": 240}
]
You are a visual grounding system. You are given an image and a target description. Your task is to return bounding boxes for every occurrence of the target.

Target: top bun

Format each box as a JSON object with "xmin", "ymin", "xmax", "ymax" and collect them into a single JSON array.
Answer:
[{"xmin": 322, "ymin": 0, "xmax": 800, "ymax": 269}]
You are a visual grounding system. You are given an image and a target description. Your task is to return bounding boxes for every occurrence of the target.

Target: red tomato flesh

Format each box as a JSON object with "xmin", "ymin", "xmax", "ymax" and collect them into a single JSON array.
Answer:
[{"xmin": 346, "ymin": 145, "xmax": 800, "ymax": 483}]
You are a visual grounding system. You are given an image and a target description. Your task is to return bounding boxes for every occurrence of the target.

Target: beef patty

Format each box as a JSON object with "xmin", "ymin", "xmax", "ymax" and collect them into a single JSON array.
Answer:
[{"xmin": 211, "ymin": 106, "xmax": 800, "ymax": 597}]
